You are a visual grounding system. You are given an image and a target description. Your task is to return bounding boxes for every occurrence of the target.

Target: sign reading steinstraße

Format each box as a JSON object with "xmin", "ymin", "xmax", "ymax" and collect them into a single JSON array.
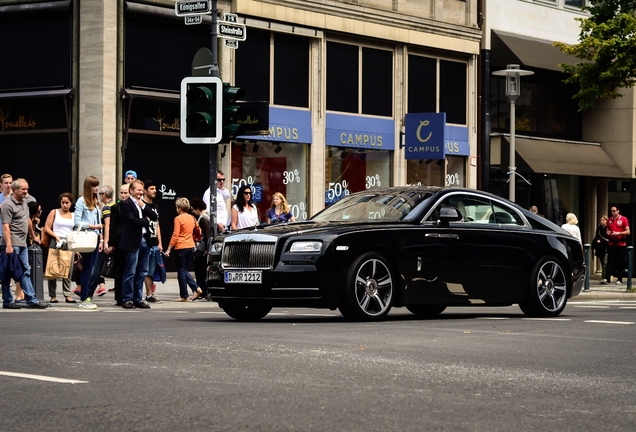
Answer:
[
  {"xmin": 217, "ymin": 21, "xmax": 247, "ymax": 41},
  {"xmin": 175, "ymin": 0, "xmax": 211, "ymax": 17}
]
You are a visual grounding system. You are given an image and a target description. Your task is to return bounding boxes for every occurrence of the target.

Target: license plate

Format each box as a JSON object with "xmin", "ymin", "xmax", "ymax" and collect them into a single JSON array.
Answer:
[{"xmin": 224, "ymin": 270, "xmax": 262, "ymax": 284}]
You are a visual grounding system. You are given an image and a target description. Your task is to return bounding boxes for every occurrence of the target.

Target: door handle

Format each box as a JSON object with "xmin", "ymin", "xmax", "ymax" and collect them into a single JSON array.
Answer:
[{"xmin": 425, "ymin": 233, "xmax": 459, "ymax": 239}]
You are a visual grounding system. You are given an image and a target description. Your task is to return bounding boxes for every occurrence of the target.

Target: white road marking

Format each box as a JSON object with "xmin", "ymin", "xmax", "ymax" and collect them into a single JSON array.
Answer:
[
  {"xmin": 584, "ymin": 320, "xmax": 635, "ymax": 325},
  {"xmin": 296, "ymin": 313, "xmax": 337, "ymax": 317},
  {"xmin": 0, "ymin": 371, "xmax": 87, "ymax": 384},
  {"xmin": 572, "ymin": 305, "xmax": 611, "ymax": 309},
  {"xmin": 522, "ymin": 318, "xmax": 572, "ymax": 321}
]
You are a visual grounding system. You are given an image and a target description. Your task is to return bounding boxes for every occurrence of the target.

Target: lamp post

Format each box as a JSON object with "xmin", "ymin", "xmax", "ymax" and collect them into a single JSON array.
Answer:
[{"xmin": 492, "ymin": 64, "xmax": 533, "ymax": 202}]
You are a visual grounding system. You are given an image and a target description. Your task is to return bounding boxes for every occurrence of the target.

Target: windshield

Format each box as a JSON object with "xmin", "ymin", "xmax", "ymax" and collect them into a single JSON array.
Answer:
[{"xmin": 312, "ymin": 190, "xmax": 435, "ymax": 222}]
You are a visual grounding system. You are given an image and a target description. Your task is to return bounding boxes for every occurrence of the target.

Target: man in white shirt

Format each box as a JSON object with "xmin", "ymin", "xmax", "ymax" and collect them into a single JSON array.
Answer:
[{"xmin": 203, "ymin": 170, "xmax": 231, "ymax": 233}]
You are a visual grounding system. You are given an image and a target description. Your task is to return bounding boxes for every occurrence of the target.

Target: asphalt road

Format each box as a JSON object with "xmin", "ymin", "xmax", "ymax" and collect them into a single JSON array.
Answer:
[{"xmin": 1, "ymin": 300, "xmax": 635, "ymax": 432}]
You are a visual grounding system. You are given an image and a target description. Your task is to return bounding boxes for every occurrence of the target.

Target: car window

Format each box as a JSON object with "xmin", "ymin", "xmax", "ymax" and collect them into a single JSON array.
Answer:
[
  {"xmin": 489, "ymin": 203, "xmax": 524, "ymax": 226},
  {"xmin": 425, "ymin": 194, "xmax": 493, "ymax": 223},
  {"xmin": 313, "ymin": 191, "xmax": 433, "ymax": 222}
]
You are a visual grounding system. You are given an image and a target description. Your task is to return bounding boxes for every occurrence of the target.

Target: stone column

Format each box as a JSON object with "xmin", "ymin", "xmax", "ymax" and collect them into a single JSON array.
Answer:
[{"xmin": 77, "ymin": 0, "xmax": 118, "ymax": 189}]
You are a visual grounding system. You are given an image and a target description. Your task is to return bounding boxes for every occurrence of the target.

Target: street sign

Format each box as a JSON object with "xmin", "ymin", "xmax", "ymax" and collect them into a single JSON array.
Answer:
[
  {"xmin": 224, "ymin": 13, "xmax": 238, "ymax": 23},
  {"xmin": 192, "ymin": 47, "xmax": 213, "ymax": 76},
  {"xmin": 185, "ymin": 15, "xmax": 203, "ymax": 25},
  {"xmin": 217, "ymin": 21, "xmax": 247, "ymax": 41},
  {"xmin": 224, "ymin": 39, "xmax": 239, "ymax": 49},
  {"xmin": 175, "ymin": 0, "xmax": 211, "ymax": 17}
]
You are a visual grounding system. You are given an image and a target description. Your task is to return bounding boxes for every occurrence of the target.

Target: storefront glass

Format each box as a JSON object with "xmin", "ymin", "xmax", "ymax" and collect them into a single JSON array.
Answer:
[
  {"xmin": 325, "ymin": 148, "xmax": 392, "ymax": 205},
  {"xmin": 231, "ymin": 142, "xmax": 309, "ymax": 222},
  {"xmin": 406, "ymin": 159, "xmax": 444, "ymax": 186}
]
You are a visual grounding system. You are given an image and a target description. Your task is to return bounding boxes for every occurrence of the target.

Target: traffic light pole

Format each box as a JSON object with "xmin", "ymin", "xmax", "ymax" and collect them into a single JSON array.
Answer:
[{"xmin": 209, "ymin": 0, "xmax": 219, "ymax": 240}]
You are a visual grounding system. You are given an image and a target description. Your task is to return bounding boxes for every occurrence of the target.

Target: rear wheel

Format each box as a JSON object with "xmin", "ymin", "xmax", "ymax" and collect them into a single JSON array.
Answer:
[
  {"xmin": 519, "ymin": 257, "xmax": 568, "ymax": 317},
  {"xmin": 339, "ymin": 252, "xmax": 394, "ymax": 321},
  {"xmin": 406, "ymin": 304, "xmax": 447, "ymax": 317},
  {"xmin": 221, "ymin": 303, "xmax": 272, "ymax": 321}
]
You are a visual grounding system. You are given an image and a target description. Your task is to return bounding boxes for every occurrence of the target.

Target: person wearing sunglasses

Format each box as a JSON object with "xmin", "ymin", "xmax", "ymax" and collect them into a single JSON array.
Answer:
[
  {"xmin": 231, "ymin": 185, "xmax": 259, "ymax": 230},
  {"xmin": 202, "ymin": 170, "xmax": 231, "ymax": 233}
]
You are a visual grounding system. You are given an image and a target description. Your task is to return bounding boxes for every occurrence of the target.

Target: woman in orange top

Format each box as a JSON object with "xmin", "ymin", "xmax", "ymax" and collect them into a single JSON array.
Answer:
[{"xmin": 165, "ymin": 197, "xmax": 203, "ymax": 301}]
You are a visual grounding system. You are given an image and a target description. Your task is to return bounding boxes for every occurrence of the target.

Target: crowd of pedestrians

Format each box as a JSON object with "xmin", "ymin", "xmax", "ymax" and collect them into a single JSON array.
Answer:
[{"xmin": 1, "ymin": 168, "xmax": 299, "ymax": 310}]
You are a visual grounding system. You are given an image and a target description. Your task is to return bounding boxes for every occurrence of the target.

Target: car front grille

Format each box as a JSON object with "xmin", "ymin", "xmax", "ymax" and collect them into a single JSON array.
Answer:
[{"xmin": 222, "ymin": 242, "xmax": 276, "ymax": 269}]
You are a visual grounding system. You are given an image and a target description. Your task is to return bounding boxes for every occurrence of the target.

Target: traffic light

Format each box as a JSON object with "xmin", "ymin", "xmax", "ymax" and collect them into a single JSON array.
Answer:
[
  {"xmin": 222, "ymin": 83, "xmax": 246, "ymax": 140},
  {"xmin": 180, "ymin": 76, "xmax": 222, "ymax": 144}
]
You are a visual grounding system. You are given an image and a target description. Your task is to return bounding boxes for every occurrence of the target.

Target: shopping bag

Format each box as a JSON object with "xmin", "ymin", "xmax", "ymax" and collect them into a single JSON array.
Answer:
[
  {"xmin": 66, "ymin": 229, "xmax": 98, "ymax": 253},
  {"xmin": 44, "ymin": 247, "xmax": 74, "ymax": 280}
]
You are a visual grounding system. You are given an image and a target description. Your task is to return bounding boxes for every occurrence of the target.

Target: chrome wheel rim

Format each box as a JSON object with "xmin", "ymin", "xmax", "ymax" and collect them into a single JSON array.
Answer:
[
  {"xmin": 536, "ymin": 261, "xmax": 567, "ymax": 312},
  {"xmin": 354, "ymin": 258, "xmax": 393, "ymax": 317}
]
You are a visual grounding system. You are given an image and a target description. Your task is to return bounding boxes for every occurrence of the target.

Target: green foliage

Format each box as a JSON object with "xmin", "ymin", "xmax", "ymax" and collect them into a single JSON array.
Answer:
[{"xmin": 554, "ymin": 0, "xmax": 636, "ymax": 111}]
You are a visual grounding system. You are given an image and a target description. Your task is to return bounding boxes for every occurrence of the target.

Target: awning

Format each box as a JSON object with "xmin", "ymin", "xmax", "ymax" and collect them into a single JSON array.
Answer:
[
  {"xmin": 491, "ymin": 30, "xmax": 575, "ymax": 72},
  {"xmin": 492, "ymin": 135, "xmax": 628, "ymax": 178}
]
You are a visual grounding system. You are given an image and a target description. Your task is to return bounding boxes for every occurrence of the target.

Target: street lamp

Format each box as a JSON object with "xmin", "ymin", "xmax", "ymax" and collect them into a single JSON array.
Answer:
[{"xmin": 492, "ymin": 64, "xmax": 534, "ymax": 202}]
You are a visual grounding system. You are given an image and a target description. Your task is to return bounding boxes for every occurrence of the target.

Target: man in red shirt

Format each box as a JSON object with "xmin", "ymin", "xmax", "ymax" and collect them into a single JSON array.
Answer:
[{"xmin": 603, "ymin": 205, "xmax": 630, "ymax": 285}]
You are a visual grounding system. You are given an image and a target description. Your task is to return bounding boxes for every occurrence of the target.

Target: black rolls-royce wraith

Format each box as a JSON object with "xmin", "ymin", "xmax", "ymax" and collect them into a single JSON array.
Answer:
[{"xmin": 207, "ymin": 187, "xmax": 585, "ymax": 321}]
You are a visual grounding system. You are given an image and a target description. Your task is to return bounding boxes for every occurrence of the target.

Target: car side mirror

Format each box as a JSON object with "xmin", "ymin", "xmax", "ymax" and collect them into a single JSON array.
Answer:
[{"xmin": 439, "ymin": 207, "xmax": 463, "ymax": 227}]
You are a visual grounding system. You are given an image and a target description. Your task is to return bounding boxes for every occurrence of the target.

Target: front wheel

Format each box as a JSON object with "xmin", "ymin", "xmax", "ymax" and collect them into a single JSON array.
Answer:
[
  {"xmin": 339, "ymin": 252, "xmax": 394, "ymax": 321},
  {"xmin": 221, "ymin": 303, "xmax": 272, "ymax": 321},
  {"xmin": 519, "ymin": 257, "xmax": 568, "ymax": 317}
]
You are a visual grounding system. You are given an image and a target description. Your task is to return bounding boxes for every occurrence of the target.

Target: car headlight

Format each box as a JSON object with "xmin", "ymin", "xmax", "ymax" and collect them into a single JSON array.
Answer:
[
  {"xmin": 210, "ymin": 242, "xmax": 223, "ymax": 254},
  {"xmin": 290, "ymin": 241, "xmax": 322, "ymax": 253}
]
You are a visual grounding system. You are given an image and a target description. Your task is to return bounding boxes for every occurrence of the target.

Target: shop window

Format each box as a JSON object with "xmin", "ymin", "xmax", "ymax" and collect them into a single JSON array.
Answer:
[
  {"xmin": 125, "ymin": 15, "xmax": 209, "ymax": 90},
  {"xmin": 231, "ymin": 143, "xmax": 309, "ymax": 222},
  {"xmin": 446, "ymin": 156, "xmax": 466, "ymax": 187},
  {"xmin": 273, "ymin": 33, "xmax": 310, "ymax": 108},
  {"xmin": 407, "ymin": 55, "xmax": 437, "ymax": 113},
  {"xmin": 327, "ymin": 42, "xmax": 393, "ymax": 116},
  {"xmin": 407, "ymin": 55, "xmax": 467, "ymax": 125},
  {"xmin": 326, "ymin": 42, "xmax": 359, "ymax": 113},
  {"xmin": 362, "ymin": 47, "xmax": 393, "ymax": 116},
  {"xmin": 440, "ymin": 60, "xmax": 467, "ymax": 125},
  {"xmin": 325, "ymin": 148, "xmax": 392, "ymax": 206},
  {"xmin": 0, "ymin": 11, "xmax": 71, "ymax": 90},
  {"xmin": 406, "ymin": 159, "xmax": 443, "ymax": 187},
  {"xmin": 236, "ymin": 28, "xmax": 271, "ymax": 102}
]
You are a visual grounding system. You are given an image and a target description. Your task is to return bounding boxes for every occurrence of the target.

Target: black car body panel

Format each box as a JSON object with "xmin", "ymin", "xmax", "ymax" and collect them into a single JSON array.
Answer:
[{"xmin": 207, "ymin": 187, "xmax": 585, "ymax": 320}]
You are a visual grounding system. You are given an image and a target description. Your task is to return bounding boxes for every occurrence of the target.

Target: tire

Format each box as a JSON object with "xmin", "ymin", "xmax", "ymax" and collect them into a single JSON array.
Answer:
[
  {"xmin": 406, "ymin": 304, "xmax": 447, "ymax": 317},
  {"xmin": 221, "ymin": 303, "xmax": 272, "ymax": 321},
  {"xmin": 338, "ymin": 252, "xmax": 394, "ymax": 321},
  {"xmin": 519, "ymin": 257, "xmax": 568, "ymax": 317}
]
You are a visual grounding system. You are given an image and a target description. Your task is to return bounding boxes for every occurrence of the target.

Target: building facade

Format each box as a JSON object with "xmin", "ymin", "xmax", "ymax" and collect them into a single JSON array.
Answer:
[
  {"xmin": 481, "ymin": 0, "xmax": 636, "ymax": 260},
  {"xmin": 0, "ymin": 0, "xmax": 481, "ymax": 249}
]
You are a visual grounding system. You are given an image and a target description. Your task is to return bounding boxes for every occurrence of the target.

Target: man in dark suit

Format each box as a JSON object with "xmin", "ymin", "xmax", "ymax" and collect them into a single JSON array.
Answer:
[{"xmin": 118, "ymin": 180, "xmax": 158, "ymax": 309}]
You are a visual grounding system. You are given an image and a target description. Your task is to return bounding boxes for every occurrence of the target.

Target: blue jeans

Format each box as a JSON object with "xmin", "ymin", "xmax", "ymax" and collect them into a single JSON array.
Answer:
[
  {"xmin": 1, "ymin": 246, "xmax": 39, "ymax": 306},
  {"xmin": 87, "ymin": 249, "xmax": 107, "ymax": 298},
  {"xmin": 80, "ymin": 245, "xmax": 99, "ymax": 301},
  {"xmin": 122, "ymin": 237, "xmax": 150, "ymax": 304},
  {"xmin": 176, "ymin": 248, "xmax": 198, "ymax": 299}
]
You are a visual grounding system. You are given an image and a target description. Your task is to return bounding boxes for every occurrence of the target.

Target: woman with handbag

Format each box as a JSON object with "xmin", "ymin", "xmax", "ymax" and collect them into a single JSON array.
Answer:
[
  {"xmin": 594, "ymin": 214, "xmax": 610, "ymax": 281},
  {"xmin": 73, "ymin": 176, "xmax": 103, "ymax": 310},
  {"xmin": 42, "ymin": 192, "xmax": 76, "ymax": 303},
  {"xmin": 165, "ymin": 197, "xmax": 202, "ymax": 302},
  {"xmin": 190, "ymin": 197, "xmax": 210, "ymax": 292}
]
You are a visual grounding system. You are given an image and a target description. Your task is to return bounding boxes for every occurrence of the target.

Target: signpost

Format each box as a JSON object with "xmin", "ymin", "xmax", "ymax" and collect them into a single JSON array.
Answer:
[
  {"xmin": 174, "ymin": 0, "xmax": 211, "ymax": 16},
  {"xmin": 184, "ymin": 15, "xmax": 203, "ymax": 25},
  {"xmin": 224, "ymin": 39, "xmax": 239, "ymax": 49},
  {"xmin": 217, "ymin": 21, "xmax": 247, "ymax": 41}
]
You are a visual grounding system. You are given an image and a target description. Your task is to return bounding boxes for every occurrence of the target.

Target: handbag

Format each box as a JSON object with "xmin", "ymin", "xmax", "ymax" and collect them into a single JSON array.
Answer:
[
  {"xmin": 100, "ymin": 254, "xmax": 116, "ymax": 278},
  {"xmin": 66, "ymin": 229, "xmax": 99, "ymax": 253},
  {"xmin": 44, "ymin": 247, "xmax": 74, "ymax": 280}
]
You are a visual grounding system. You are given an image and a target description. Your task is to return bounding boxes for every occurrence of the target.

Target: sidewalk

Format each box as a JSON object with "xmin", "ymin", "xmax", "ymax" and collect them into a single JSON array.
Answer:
[
  {"xmin": 12, "ymin": 272, "xmax": 636, "ymax": 311},
  {"xmin": 36, "ymin": 273, "xmax": 218, "ymax": 311},
  {"xmin": 576, "ymin": 274, "xmax": 636, "ymax": 301}
]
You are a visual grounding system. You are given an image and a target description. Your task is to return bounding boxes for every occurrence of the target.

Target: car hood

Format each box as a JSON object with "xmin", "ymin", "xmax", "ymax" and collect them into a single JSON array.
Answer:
[{"xmin": 220, "ymin": 220, "xmax": 407, "ymax": 239}]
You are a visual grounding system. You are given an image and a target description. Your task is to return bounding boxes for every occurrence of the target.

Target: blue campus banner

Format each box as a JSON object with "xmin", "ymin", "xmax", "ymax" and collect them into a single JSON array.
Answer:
[
  {"xmin": 404, "ymin": 113, "xmax": 469, "ymax": 159},
  {"xmin": 238, "ymin": 107, "xmax": 312, "ymax": 144},
  {"xmin": 326, "ymin": 113, "xmax": 395, "ymax": 151}
]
